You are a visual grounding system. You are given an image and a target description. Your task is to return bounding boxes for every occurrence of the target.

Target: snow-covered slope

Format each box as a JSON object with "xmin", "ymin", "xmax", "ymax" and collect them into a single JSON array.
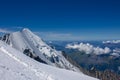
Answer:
[
  {"xmin": 0, "ymin": 28, "xmax": 78, "ymax": 71},
  {"xmin": 0, "ymin": 41, "xmax": 98, "ymax": 80}
]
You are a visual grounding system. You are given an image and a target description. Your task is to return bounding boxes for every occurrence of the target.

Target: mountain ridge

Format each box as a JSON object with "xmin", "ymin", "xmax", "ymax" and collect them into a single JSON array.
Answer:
[
  {"xmin": 0, "ymin": 28, "xmax": 79, "ymax": 71},
  {"xmin": 0, "ymin": 40, "xmax": 98, "ymax": 80}
]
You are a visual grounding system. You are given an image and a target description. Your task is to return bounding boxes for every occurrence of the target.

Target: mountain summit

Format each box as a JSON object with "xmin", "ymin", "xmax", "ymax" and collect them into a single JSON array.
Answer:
[
  {"xmin": 0, "ymin": 28, "xmax": 99, "ymax": 80},
  {"xmin": 0, "ymin": 28, "xmax": 78, "ymax": 71}
]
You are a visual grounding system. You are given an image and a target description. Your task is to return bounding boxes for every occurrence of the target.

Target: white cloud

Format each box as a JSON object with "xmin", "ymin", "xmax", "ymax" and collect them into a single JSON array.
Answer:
[
  {"xmin": 66, "ymin": 43, "xmax": 111, "ymax": 55},
  {"xmin": 111, "ymin": 53, "xmax": 120, "ymax": 57},
  {"xmin": 113, "ymin": 48, "xmax": 120, "ymax": 53},
  {"xmin": 0, "ymin": 28, "xmax": 12, "ymax": 33},
  {"xmin": 112, "ymin": 48, "xmax": 120, "ymax": 57},
  {"xmin": 103, "ymin": 40, "xmax": 120, "ymax": 44}
]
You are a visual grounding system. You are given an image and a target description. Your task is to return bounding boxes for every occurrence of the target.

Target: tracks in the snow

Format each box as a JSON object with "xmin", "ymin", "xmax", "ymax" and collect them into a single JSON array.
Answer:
[{"xmin": 0, "ymin": 46, "xmax": 56, "ymax": 80}]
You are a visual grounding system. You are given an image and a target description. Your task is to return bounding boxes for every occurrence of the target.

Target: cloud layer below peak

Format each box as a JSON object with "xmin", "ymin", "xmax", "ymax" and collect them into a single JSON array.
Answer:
[{"xmin": 66, "ymin": 43, "xmax": 111, "ymax": 55}]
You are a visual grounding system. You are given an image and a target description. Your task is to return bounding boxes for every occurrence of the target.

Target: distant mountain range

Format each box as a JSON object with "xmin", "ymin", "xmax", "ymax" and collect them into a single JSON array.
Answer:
[{"xmin": 48, "ymin": 40, "xmax": 120, "ymax": 80}]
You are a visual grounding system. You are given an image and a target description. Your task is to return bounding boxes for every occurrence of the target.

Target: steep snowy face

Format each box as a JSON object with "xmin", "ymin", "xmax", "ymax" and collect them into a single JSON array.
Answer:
[
  {"xmin": 0, "ymin": 41, "xmax": 98, "ymax": 80},
  {"xmin": 0, "ymin": 28, "xmax": 78, "ymax": 71}
]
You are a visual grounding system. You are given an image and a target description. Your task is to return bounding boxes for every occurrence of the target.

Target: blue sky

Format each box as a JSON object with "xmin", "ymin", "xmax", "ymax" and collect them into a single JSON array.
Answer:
[{"xmin": 0, "ymin": 0, "xmax": 120, "ymax": 41}]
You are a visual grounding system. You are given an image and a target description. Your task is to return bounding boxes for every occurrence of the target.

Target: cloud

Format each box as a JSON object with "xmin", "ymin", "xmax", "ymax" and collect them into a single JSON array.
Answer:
[
  {"xmin": 34, "ymin": 32, "xmax": 81, "ymax": 41},
  {"xmin": 103, "ymin": 40, "xmax": 120, "ymax": 44},
  {"xmin": 66, "ymin": 43, "xmax": 111, "ymax": 55},
  {"xmin": 0, "ymin": 28, "xmax": 12, "ymax": 33},
  {"xmin": 113, "ymin": 48, "xmax": 120, "ymax": 53},
  {"xmin": 111, "ymin": 53, "xmax": 120, "ymax": 57},
  {"xmin": 111, "ymin": 48, "xmax": 120, "ymax": 57}
]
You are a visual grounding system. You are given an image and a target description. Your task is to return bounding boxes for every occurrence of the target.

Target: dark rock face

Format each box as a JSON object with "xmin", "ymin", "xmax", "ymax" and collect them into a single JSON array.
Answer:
[
  {"xmin": 0, "ymin": 34, "xmax": 10, "ymax": 45},
  {"xmin": 23, "ymin": 49, "xmax": 47, "ymax": 64},
  {"xmin": 87, "ymin": 68, "xmax": 120, "ymax": 80}
]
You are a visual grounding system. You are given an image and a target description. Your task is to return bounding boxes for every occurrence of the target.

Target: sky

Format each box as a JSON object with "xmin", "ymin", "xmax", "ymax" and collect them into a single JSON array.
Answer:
[{"xmin": 0, "ymin": 0, "xmax": 120, "ymax": 41}]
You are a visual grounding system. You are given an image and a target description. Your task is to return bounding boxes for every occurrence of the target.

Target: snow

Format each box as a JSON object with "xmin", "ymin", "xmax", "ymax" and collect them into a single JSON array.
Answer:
[
  {"xmin": 1, "ymin": 28, "xmax": 79, "ymax": 71},
  {"xmin": 0, "ymin": 41, "xmax": 98, "ymax": 80}
]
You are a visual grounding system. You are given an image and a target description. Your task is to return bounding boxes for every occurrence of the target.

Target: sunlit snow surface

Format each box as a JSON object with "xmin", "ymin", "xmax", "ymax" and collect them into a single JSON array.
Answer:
[
  {"xmin": 0, "ymin": 41, "xmax": 98, "ymax": 80},
  {"xmin": 2, "ymin": 28, "xmax": 78, "ymax": 71}
]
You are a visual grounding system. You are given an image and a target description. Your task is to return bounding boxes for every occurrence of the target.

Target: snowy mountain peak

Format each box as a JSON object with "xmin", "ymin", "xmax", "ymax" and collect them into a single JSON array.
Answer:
[
  {"xmin": 0, "ymin": 28, "xmax": 79, "ymax": 71},
  {"xmin": 21, "ymin": 28, "xmax": 36, "ymax": 36},
  {"xmin": 22, "ymin": 28, "xmax": 31, "ymax": 32},
  {"xmin": 0, "ymin": 28, "xmax": 99, "ymax": 80}
]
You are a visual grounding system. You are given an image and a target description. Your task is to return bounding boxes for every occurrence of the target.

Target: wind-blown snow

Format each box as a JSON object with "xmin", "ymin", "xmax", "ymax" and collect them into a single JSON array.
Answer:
[
  {"xmin": 0, "ymin": 41, "xmax": 98, "ymax": 80},
  {"xmin": 66, "ymin": 43, "xmax": 111, "ymax": 55}
]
